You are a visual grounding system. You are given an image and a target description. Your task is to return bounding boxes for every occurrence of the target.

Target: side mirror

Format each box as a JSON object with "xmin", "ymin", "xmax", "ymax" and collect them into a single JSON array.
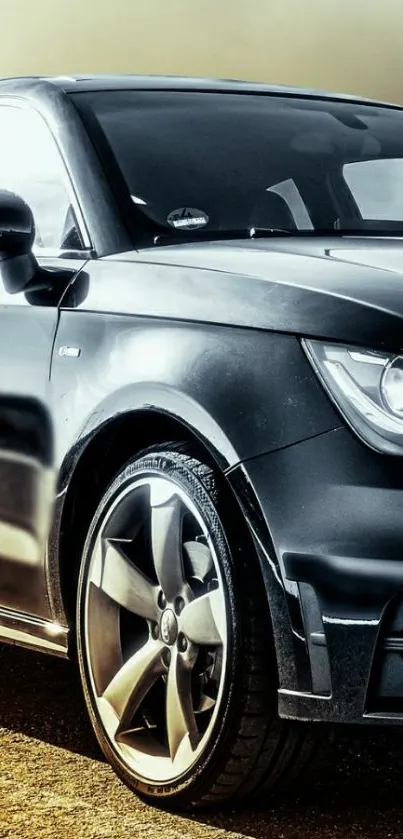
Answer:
[{"xmin": 0, "ymin": 190, "xmax": 38, "ymax": 293}]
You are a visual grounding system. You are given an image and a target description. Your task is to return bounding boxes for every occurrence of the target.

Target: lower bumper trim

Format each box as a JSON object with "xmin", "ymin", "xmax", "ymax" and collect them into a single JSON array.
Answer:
[{"xmin": 0, "ymin": 606, "xmax": 69, "ymax": 657}]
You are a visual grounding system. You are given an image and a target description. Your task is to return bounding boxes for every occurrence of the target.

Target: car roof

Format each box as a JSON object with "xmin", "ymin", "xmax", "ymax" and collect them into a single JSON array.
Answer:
[{"xmin": 0, "ymin": 73, "xmax": 401, "ymax": 110}]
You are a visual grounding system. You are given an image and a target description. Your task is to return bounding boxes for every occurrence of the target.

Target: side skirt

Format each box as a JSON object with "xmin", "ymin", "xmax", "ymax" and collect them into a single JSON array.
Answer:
[{"xmin": 0, "ymin": 606, "xmax": 69, "ymax": 657}]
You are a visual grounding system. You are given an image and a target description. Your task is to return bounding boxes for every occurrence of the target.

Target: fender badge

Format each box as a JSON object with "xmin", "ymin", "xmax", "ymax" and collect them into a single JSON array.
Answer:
[{"xmin": 58, "ymin": 346, "xmax": 81, "ymax": 358}]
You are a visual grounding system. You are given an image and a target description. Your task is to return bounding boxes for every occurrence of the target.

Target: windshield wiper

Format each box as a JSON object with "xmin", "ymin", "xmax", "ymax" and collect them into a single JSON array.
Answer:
[{"xmin": 153, "ymin": 227, "xmax": 294, "ymax": 246}]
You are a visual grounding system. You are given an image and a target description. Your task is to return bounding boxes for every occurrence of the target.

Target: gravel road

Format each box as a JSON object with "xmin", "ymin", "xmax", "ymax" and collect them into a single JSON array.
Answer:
[{"xmin": 1, "ymin": 642, "xmax": 403, "ymax": 839}]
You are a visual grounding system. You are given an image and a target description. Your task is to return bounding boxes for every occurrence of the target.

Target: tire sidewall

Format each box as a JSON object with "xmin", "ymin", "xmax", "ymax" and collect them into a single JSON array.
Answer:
[{"xmin": 77, "ymin": 449, "xmax": 247, "ymax": 807}]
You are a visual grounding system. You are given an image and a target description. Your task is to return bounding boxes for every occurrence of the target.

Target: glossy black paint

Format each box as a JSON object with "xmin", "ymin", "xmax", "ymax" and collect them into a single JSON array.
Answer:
[
  {"xmin": 2, "ymin": 76, "xmax": 403, "ymax": 725},
  {"xmin": 0, "ymin": 255, "xmax": 87, "ymax": 618},
  {"xmin": 45, "ymin": 240, "xmax": 403, "ymax": 723},
  {"xmin": 0, "ymin": 395, "xmax": 56, "ymax": 644},
  {"xmin": 234, "ymin": 428, "xmax": 403, "ymax": 723},
  {"xmin": 108, "ymin": 240, "xmax": 403, "ymax": 350},
  {"xmin": 32, "ymin": 73, "xmax": 403, "ymax": 109}
]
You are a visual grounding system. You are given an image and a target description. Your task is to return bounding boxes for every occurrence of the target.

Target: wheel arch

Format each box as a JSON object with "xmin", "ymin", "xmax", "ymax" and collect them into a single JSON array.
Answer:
[
  {"xmin": 54, "ymin": 407, "xmax": 237, "ymax": 628},
  {"xmin": 51, "ymin": 405, "xmax": 297, "ymax": 709}
]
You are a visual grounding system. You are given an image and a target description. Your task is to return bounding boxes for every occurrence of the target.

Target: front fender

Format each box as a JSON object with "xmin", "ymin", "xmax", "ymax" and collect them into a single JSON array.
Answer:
[
  {"xmin": 58, "ymin": 381, "xmax": 239, "ymax": 487},
  {"xmin": 51, "ymin": 311, "xmax": 339, "ymax": 479},
  {"xmin": 47, "ymin": 311, "xmax": 340, "ymax": 629}
]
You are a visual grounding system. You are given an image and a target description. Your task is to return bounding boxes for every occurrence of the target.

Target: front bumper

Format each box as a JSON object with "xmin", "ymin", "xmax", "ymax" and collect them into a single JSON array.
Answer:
[{"xmin": 228, "ymin": 426, "xmax": 403, "ymax": 725}]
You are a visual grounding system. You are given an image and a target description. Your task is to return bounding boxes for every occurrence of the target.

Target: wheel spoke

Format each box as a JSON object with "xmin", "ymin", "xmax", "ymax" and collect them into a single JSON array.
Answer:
[
  {"xmin": 87, "ymin": 583, "xmax": 122, "ymax": 696},
  {"xmin": 166, "ymin": 647, "xmax": 199, "ymax": 762},
  {"xmin": 92, "ymin": 537, "xmax": 158, "ymax": 620},
  {"xmin": 103, "ymin": 638, "xmax": 164, "ymax": 724},
  {"xmin": 150, "ymin": 483, "xmax": 190, "ymax": 602},
  {"xmin": 86, "ymin": 472, "xmax": 229, "ymax": 784},
  {"xmin": 183, "ymin": 540, "xmax": 214, "ymax": 581},
  {"xmin": 180, "ymin": 589, "xmax": 225, "ymax": 645}
]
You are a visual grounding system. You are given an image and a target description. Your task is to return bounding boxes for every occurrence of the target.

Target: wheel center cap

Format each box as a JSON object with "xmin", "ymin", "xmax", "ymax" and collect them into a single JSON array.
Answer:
[{"xmin": 160, "ymin": 608, "xmax": 178, "ymax": 645}]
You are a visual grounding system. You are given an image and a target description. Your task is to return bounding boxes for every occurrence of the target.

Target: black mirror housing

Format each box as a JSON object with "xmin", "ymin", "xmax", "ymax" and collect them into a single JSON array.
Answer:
[{"xmin": 0, "ymin": 190, "xmax": 38, "ymax": 293}]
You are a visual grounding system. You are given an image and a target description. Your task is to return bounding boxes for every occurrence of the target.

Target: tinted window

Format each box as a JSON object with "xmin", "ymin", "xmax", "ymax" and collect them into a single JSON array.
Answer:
[
  {"xmin": 72, "ymin": 90, "xmax": 403, "ymax": 241},
  {"xmin": 0, "ymin": 105, "xmax": 84, "ymax": 252},
  {"xmin": 343, "ymin": 158, "xmax": 403, "ymax": 220}
]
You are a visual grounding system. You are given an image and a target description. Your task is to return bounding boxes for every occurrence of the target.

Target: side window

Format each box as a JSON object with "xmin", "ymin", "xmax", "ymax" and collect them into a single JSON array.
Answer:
[
  {"xmin": 343, "ymin": 159, "xmax": 403, "ymax": 221},
  {"xmin": 0, "ymin": 104, "xmax": 84, "ymax": 253}
]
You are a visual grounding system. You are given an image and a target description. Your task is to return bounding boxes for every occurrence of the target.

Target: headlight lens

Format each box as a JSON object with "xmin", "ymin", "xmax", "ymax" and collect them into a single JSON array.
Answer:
[
  {"xmin": 302, "ymin": 339, "xmax": 403, "ymax": 455},
  {"xmin": 381, "ymin": 356, "xmax": 403, "ymax": 417}
]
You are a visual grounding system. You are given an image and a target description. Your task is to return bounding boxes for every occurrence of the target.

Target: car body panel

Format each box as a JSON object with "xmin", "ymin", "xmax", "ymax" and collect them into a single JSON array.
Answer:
[
  {"xmin": 1, "ymin": 75, "xmax": 403, "ymax": 726},
  {"xmin": 106, "ymin": 240, "xmax": 403, "ymax": 350},
  {"xmin": 0, "ymin": 395, "xmax": 63, "ymax": 655},
  {"xmin": 234, "ymin": 426, "xmax": 403, "ymax": 723},
  {"xmin": 3, "ymin": 73, "xmax": 400, "ymax": 109},
  {"xmin": 45, "ymin": 293, "xmax": 340, "ymax": 630},
  {"xmin": 45, "ymin": 234, "xmax": 403, "ymax": 649},
  {"xmin": 0, "ymin": 257, "xmax": 87, "ymax": 620}
]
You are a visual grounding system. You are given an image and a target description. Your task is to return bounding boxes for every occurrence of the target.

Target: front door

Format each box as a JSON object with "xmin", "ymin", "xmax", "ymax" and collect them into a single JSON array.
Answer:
[{"xmin": 0, "ymin": 100, "xmax": 89, "ymax": 619}]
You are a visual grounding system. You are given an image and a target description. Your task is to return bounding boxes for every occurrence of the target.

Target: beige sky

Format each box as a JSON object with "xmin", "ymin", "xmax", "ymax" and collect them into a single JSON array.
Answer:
[{"xmin": 2, "ymin": 0, "xmax": 402, "ymax": 103}]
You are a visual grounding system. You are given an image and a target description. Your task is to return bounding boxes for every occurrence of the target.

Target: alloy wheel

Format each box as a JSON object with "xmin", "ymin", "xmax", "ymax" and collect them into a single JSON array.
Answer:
[{"xmin": 83, "ymin": 474, "xmax": 228, "ymax": 783}]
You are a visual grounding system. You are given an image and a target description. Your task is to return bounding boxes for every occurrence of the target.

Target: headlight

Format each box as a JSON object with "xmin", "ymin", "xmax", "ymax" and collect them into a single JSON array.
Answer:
[{"xmin": 302, "ymin": 339, "xmax": 403, "ymax": 455}]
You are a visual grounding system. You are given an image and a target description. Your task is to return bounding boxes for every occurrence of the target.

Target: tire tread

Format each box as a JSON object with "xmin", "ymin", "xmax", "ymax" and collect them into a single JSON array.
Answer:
[
  {"xmin": 155, "ymin": 449, "xmax": 318, "ymax": 808},
  {"xmin": 77, "ymin": 443, "xmax": 319, "ymax": 812}
]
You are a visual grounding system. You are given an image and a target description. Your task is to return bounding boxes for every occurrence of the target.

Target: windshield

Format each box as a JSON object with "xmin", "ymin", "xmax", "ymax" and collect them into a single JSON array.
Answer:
[{"xmin": 71, "ymin": 90, "xmax": 403, "ymax": 243}]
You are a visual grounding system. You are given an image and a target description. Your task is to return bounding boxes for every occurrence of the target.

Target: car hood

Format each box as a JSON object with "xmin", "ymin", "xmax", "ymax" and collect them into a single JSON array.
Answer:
[{"xmin": 107, "ymin": 237, "xmax": 403, "ymax": 351}]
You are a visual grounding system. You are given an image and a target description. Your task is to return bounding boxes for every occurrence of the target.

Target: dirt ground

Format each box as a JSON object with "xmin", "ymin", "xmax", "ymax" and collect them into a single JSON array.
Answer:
[{"xmin": 1, "ymin": 642, "xmax": 403, "ymax": 839}]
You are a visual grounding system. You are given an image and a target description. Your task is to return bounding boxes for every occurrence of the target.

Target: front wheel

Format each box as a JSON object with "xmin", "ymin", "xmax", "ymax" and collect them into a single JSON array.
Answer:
[{"xmin": 77, "ymin": 446, "xmax": 315, "ymax": 809}]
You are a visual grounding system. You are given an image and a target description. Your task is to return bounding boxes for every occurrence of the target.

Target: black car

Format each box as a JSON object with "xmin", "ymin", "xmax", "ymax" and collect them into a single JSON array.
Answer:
[{"xmin": 1, "ymin": 73, "xmax": 403, "ymax": 810}]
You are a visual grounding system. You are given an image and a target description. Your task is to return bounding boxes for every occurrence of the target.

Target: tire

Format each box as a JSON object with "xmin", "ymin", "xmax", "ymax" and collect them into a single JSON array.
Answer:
[{"xmin": 76, "ymin": 444, "xmax": 316, "ymax": 810}]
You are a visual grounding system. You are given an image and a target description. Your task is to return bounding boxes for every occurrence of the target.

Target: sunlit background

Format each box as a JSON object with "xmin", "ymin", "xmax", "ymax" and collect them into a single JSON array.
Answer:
[{"xmin": 2, "ymin": 0, "xmax": 403, "ymax": 102}]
